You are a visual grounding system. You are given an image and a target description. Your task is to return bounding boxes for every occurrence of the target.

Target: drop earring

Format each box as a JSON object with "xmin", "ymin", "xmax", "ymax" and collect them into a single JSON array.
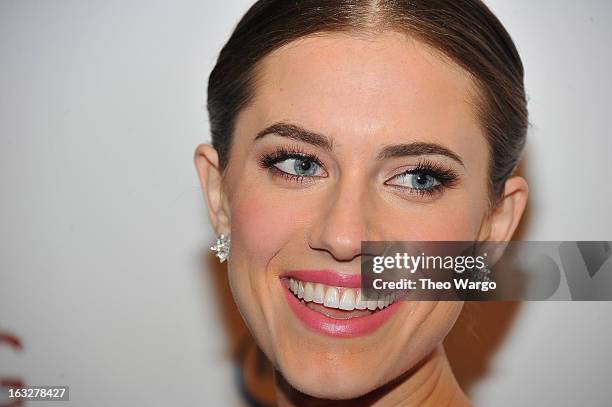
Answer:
[
  {"xmin": 471, "ymin": 265, "xmax": 492, "ymax": 283},
  {"xmin": 210, "ymin": 234, "xmax": 231, "ymax": 263}
]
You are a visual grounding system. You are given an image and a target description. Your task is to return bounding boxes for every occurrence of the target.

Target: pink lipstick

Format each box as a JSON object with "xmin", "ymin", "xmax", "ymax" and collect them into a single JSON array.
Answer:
[{"xmin": 280, "ymin": 270, "xmax": 400, "ymax": 338}]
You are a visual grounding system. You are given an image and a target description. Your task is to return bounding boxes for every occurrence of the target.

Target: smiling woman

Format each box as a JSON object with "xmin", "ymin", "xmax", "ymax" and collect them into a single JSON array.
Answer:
[{"xmin": 195, "ymin": 1, "xmax": 528, "ymax": 406}]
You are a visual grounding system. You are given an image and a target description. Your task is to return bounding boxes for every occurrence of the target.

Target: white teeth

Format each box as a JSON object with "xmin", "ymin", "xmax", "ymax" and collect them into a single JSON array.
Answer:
[
  {"xmin": 303, "ymin": 282, "xmax": 314, "ymax": 302},
  {"xmin": 290, "ymin": 279, "xmax": 297, "ymax": 294},
  {"xmin": 287, "ymin": 278, "xmax": 396, "ymax": 311},
  {"xmin": 339, "ymin": 289, "xmax": 356, "ymax": 311},
  {"xmin": 378, "ymin": 293, "xmax": 392, "ymax": 310},
  {"xmin": 355, "ymin": 290, "xmax": 368, "ymax": 310},
  {"xmin": 323, "ymin": 287, "xmax": 340, "ymax": 308},
  {"xmin": 313, "ymin": 283, "xmax": 325, "ymax": 304}
]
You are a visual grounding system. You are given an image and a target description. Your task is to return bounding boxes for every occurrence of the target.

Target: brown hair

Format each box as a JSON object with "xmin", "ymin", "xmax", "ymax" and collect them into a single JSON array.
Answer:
[{"xmin": 207, "ymin": 0, "xmax": 527, "ymax": 202}]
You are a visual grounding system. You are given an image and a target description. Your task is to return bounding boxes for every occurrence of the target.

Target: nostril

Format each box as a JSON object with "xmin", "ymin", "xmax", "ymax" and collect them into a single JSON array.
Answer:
[{"xmin": 308, "ymin": 242, "xmax": 364, "ymax": 263}]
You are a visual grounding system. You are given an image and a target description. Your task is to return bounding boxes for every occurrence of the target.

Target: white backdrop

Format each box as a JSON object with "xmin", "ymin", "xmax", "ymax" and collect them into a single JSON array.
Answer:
[{"xmin": 0, "ymin": 1, "xmax": 611, "ymax": 406}]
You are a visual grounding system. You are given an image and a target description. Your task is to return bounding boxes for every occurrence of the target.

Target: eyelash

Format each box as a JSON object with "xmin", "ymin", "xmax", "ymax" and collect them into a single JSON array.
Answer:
[
  {"xmin": 385, "ymin": 159, "xmax": 459, "ymax": 198},
  {"xmin": 257, "ymin": 145, "xmax": 324, "ymax": 184},
  {"xmin": 257, "ymin": 147, "xmax": 459, "ymax": 197}
]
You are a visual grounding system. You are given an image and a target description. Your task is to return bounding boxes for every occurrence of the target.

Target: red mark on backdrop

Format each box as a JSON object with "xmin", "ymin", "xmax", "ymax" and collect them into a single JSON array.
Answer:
[{"xmin": 0, "ymin": 331, "xmax": 24, "ymax": 407}]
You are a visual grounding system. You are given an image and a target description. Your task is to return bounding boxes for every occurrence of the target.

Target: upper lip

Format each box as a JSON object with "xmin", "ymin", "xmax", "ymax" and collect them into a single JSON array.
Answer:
[{"xmin": 280, "ymin": 270, "xmax": 361, "ymax": 288}]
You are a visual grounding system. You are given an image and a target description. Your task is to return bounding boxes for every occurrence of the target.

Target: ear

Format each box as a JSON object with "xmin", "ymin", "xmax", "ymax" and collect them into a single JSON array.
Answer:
[
  {"xmin": 194, "ymin": 144, "xmax": 231, "ymax": 234},
  {"xmin": 481, "ymin": 176, "xmax": 529, "ymax": 241}
]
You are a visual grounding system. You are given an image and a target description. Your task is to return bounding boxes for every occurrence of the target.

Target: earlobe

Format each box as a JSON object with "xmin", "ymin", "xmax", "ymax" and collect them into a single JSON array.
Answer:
[
  {"xmin": 194, "ymin": 144, "xmax": 231, "ymax": 234},
  {"xmin": 483, "ymin": 176, "xmax": 529, "ymax": 241}
]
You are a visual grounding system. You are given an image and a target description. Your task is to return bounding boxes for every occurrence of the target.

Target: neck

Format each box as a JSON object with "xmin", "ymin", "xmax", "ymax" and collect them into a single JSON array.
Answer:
[{"xmin": 274, "ymin": 344, "xmax": 470, "ymax": 407}]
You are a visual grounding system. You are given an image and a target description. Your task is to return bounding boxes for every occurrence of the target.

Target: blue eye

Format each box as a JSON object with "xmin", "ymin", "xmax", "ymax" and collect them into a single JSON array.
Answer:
[
  {"xmin": 391, "ymin": 172, "xmax": 441, "ymax": 190},
  {"xmin": 274, "ymin": 157, "xmax": 322, "ymax": 177}
]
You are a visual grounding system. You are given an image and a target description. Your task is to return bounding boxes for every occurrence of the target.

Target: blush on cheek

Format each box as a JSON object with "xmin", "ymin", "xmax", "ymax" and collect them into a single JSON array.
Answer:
[
  {"xmin": 418, "ymin": 220, "xmax": 475, "ymax": 240},
  {"xmin": 230, "ymin": 189, "xmax": 305, "ymax": 261},
  {"xmin": 408, "ymin": 206, "xmax": 483, "ymax": 241}
]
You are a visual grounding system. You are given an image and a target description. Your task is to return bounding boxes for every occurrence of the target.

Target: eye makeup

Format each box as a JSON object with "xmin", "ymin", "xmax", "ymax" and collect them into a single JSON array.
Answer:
[
  {"xmin": 257, "ymin": 145, "xmax": 460, "ymax": 198},
  {"xmin": 384, "ymin": 159, "xmax": 460, "ymax": 198},
  {"xmin": 257, "ymin": 145, "xmax": 327, "ymax": 184}
]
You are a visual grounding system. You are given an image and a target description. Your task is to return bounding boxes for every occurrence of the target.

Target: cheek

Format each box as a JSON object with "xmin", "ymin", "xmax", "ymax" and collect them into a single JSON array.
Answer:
[
  {"xmin": 381, "ymin": 200, "xmax": 486, "ymax": 241},
  {"xmin": 229, "ymin": 186, "xmax": 306, "ymax": 259},
  {"xmin": 419, "ymin": 206, "xmax": 484, "ymax": 239},
  {"xmin": 225, "ymin": 185, "xmax": 308, "ymax": 358},
  {"xmin": 425, "ymin": 183, "xmax": 490, "ymax": 240}
]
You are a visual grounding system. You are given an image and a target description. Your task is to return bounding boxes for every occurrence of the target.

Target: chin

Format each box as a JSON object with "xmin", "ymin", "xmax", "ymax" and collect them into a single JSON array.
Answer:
[{"xmin": 279, "ymin": 359, "xmax": 387, "ymax": 400}]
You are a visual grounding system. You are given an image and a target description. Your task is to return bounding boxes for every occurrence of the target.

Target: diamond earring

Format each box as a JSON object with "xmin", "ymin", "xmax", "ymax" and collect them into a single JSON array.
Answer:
[
  {"xmin": 210, "ymin": 234, "xmax": 231, "ymax": 263},
  {"xmin": 471, "ymin": 265, "xmax": 492, "ymax": 283}
]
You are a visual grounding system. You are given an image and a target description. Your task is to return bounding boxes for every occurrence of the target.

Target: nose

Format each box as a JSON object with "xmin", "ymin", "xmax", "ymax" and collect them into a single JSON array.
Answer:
[{"xmin": 308, "ymin": 175, "xmax": 374, "ymax": 262}]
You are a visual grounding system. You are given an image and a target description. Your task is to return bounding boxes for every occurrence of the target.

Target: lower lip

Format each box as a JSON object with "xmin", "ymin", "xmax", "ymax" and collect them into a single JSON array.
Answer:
[{"xmin": 282, "ymin": 281, "xmax": 401, "ymax": 338}]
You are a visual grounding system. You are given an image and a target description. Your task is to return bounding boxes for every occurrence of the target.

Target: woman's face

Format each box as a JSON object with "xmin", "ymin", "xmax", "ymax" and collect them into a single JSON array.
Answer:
[{"xmin": 219, "ymin": 32, "xmax": 491, "ymax": 399}]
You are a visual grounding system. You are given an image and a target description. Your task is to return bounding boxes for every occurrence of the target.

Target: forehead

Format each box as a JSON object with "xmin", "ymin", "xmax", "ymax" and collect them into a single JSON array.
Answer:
[{"xmin": 239, "ymin": 31, "xmax": 484, "ymax": 159}]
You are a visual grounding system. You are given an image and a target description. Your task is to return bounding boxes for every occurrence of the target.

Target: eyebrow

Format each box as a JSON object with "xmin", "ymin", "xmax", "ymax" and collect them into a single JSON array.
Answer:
[
  {"xmin": 377, "ymin": 143, "xmax": 464, "ymax": 166},
  {"xmin": 254, "ymin": 122, "xmax": 333, "ymax": 151},
  {"xmin": 254, "ymin": 122, "xmax": 464, "ymax": 166}
]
